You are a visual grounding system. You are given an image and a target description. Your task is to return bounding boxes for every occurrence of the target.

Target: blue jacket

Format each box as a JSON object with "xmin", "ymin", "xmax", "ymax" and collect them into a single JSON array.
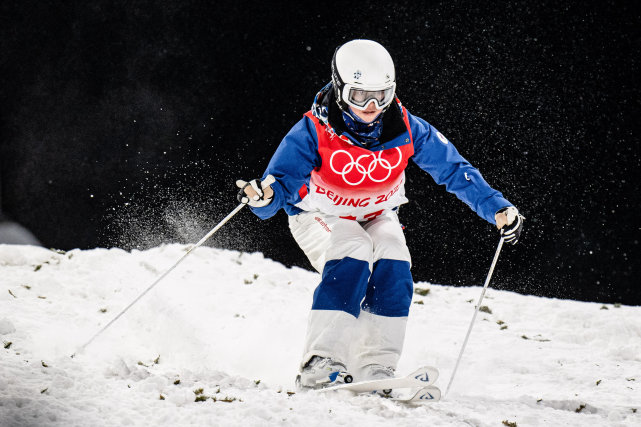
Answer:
[{"xmin": 251, "ymin": 85, "xmax": 512, "ymax": 225}]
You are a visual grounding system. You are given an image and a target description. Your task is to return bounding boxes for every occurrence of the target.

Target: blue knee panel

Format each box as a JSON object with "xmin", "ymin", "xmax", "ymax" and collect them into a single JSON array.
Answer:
[
  {"xmin": 362, "ymin": 259, "xmax": 413, "ymax": 317},
  {"xmin": 312, "ymin": 257, "xmax": 370, "ymax": 317}
]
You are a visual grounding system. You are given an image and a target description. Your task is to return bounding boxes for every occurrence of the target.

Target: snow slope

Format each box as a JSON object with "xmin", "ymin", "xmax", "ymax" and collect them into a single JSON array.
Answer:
[{"xmin": 0, "ymin": 244, "xmax": 639, "ymax": 426}]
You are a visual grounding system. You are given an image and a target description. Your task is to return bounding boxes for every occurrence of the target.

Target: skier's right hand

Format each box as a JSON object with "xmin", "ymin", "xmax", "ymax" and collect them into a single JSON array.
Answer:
[{"xmin": 236, "ymin": 175, "xmax": 275, "ymax": 208}]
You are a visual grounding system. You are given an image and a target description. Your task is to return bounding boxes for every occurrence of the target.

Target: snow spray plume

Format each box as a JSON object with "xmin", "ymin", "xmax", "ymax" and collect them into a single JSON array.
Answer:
[
  {"xmin": 71, "ymin": 204, "xmax": 245, "ymax": 358},
  {"xmin": 444, "ymin": 237, "xmax": 505, "ymax": 398},
  {"xmin": 70, "ymin": 175, "xmax": 275, "ymax": 358},
  {"xmin": 102, "ymin": 162, "xmax": 219, "ymax": 251}
]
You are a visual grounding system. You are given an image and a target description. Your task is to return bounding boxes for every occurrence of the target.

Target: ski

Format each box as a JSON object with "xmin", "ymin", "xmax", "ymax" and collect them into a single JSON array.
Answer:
[
  {"xmin": 392, "ymin": 385, "xmax": 441, "ymax": 403},
  {"xmin": 317, "ymin": 366, "xmax": 438, "ymax": 394}
]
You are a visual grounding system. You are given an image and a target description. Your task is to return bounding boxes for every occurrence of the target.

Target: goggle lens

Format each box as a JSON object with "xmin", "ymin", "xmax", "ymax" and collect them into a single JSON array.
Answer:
[{"xmin": 346, "ymin": 86, "xmax": 395, "ymax": 110}]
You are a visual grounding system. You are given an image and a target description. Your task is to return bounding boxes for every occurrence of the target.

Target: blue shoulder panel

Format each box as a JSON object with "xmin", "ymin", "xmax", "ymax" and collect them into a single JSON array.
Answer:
[
  {"xmin": 408, "ymin": 112, "xmax": 512, "ymax": 224},
  {"xmin": 249, "ymin": 116, "xmax": 320, "ymax": 219}
]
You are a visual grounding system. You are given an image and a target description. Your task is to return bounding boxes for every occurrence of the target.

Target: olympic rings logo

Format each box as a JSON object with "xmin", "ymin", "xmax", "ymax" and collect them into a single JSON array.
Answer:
[{"xmin": 329, "ymin": 147, "xmax": 403, "ymax": 186}]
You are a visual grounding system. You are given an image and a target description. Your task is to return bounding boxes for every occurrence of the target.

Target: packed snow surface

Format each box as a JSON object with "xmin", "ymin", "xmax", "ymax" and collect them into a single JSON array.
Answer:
[{"xmin": 0, "ymin": 244, "xmax": 639, "ymax": 426}]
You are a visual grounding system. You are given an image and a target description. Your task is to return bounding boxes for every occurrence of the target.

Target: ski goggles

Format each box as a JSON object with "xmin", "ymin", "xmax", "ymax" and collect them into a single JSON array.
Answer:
[{"xmin": 342, "ymin": 83, "xmax": 396, "ymax": 110}]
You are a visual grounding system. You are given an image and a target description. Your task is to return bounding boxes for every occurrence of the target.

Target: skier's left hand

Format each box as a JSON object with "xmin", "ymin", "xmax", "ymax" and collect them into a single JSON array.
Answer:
[{"xmin": 495, "ymin": 206, "xmax": 525, "ymax": 245}]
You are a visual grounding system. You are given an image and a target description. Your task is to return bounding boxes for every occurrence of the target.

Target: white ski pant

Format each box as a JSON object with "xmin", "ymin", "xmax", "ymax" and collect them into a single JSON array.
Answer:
[{"xmin": 288, "ymin": 210, "xmax": 413, "ymax": 372}]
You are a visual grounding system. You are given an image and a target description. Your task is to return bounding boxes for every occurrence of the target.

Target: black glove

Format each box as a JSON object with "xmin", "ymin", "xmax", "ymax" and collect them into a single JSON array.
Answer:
[
  {"xmin": 497, "ymin": 206, "xmax": 525, "ymax": 245},
  {"xmin": 235, "ymin": 175, "xmax": 275, "ymax": 208}
]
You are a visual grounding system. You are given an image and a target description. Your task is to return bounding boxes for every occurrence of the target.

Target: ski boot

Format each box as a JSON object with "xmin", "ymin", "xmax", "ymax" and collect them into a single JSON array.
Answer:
[{"xmin": 295, "ymin": 356, "xmax": 353, "ymax": 390}]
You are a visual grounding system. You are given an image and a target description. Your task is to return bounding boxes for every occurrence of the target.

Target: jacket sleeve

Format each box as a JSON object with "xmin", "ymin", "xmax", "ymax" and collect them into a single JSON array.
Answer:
[
  {"xmin": 249, "ymin": 116, "xmax": 321, "ymax": 219},
  {"xmin": 408, "ymin": 112, "xmax": 512, "ymax": 224}
]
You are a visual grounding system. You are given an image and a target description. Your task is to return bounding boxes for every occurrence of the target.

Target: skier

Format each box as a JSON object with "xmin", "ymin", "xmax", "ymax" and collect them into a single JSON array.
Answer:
[{"xmin": 236, "ymin": 39, "xmax": 524, "ymax": 389}]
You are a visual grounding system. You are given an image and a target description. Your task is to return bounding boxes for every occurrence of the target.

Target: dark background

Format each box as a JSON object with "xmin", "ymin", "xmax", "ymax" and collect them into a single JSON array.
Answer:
[{"xmin": 1, "ymin": 1, "xmax": 639, "ymax": 304}]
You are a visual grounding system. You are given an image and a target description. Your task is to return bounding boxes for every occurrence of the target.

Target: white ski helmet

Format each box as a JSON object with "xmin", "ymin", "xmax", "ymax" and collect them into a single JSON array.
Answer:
[{"xmin": 331, "ymin": 39, "xmax": 396, "ymax": 112}]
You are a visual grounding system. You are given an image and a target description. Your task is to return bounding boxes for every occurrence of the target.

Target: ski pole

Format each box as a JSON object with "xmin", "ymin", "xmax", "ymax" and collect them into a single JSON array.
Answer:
[
  {"xmin": 443, "ymin": 236, "xmax": 505, "ymax": 398},
  {"xmin": 71, "ymin": 175, "xmax": 275, "ymax": 358}
]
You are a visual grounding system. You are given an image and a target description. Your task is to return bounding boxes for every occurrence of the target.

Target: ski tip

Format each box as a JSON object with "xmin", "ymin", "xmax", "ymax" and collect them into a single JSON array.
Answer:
[
  {"xmin": 410, "ymin": 366, "xmax": 439, "ymax": 385},
  {"xmin": 399, "ymin": 386, "xmax": 442, "ymax": 404}
]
